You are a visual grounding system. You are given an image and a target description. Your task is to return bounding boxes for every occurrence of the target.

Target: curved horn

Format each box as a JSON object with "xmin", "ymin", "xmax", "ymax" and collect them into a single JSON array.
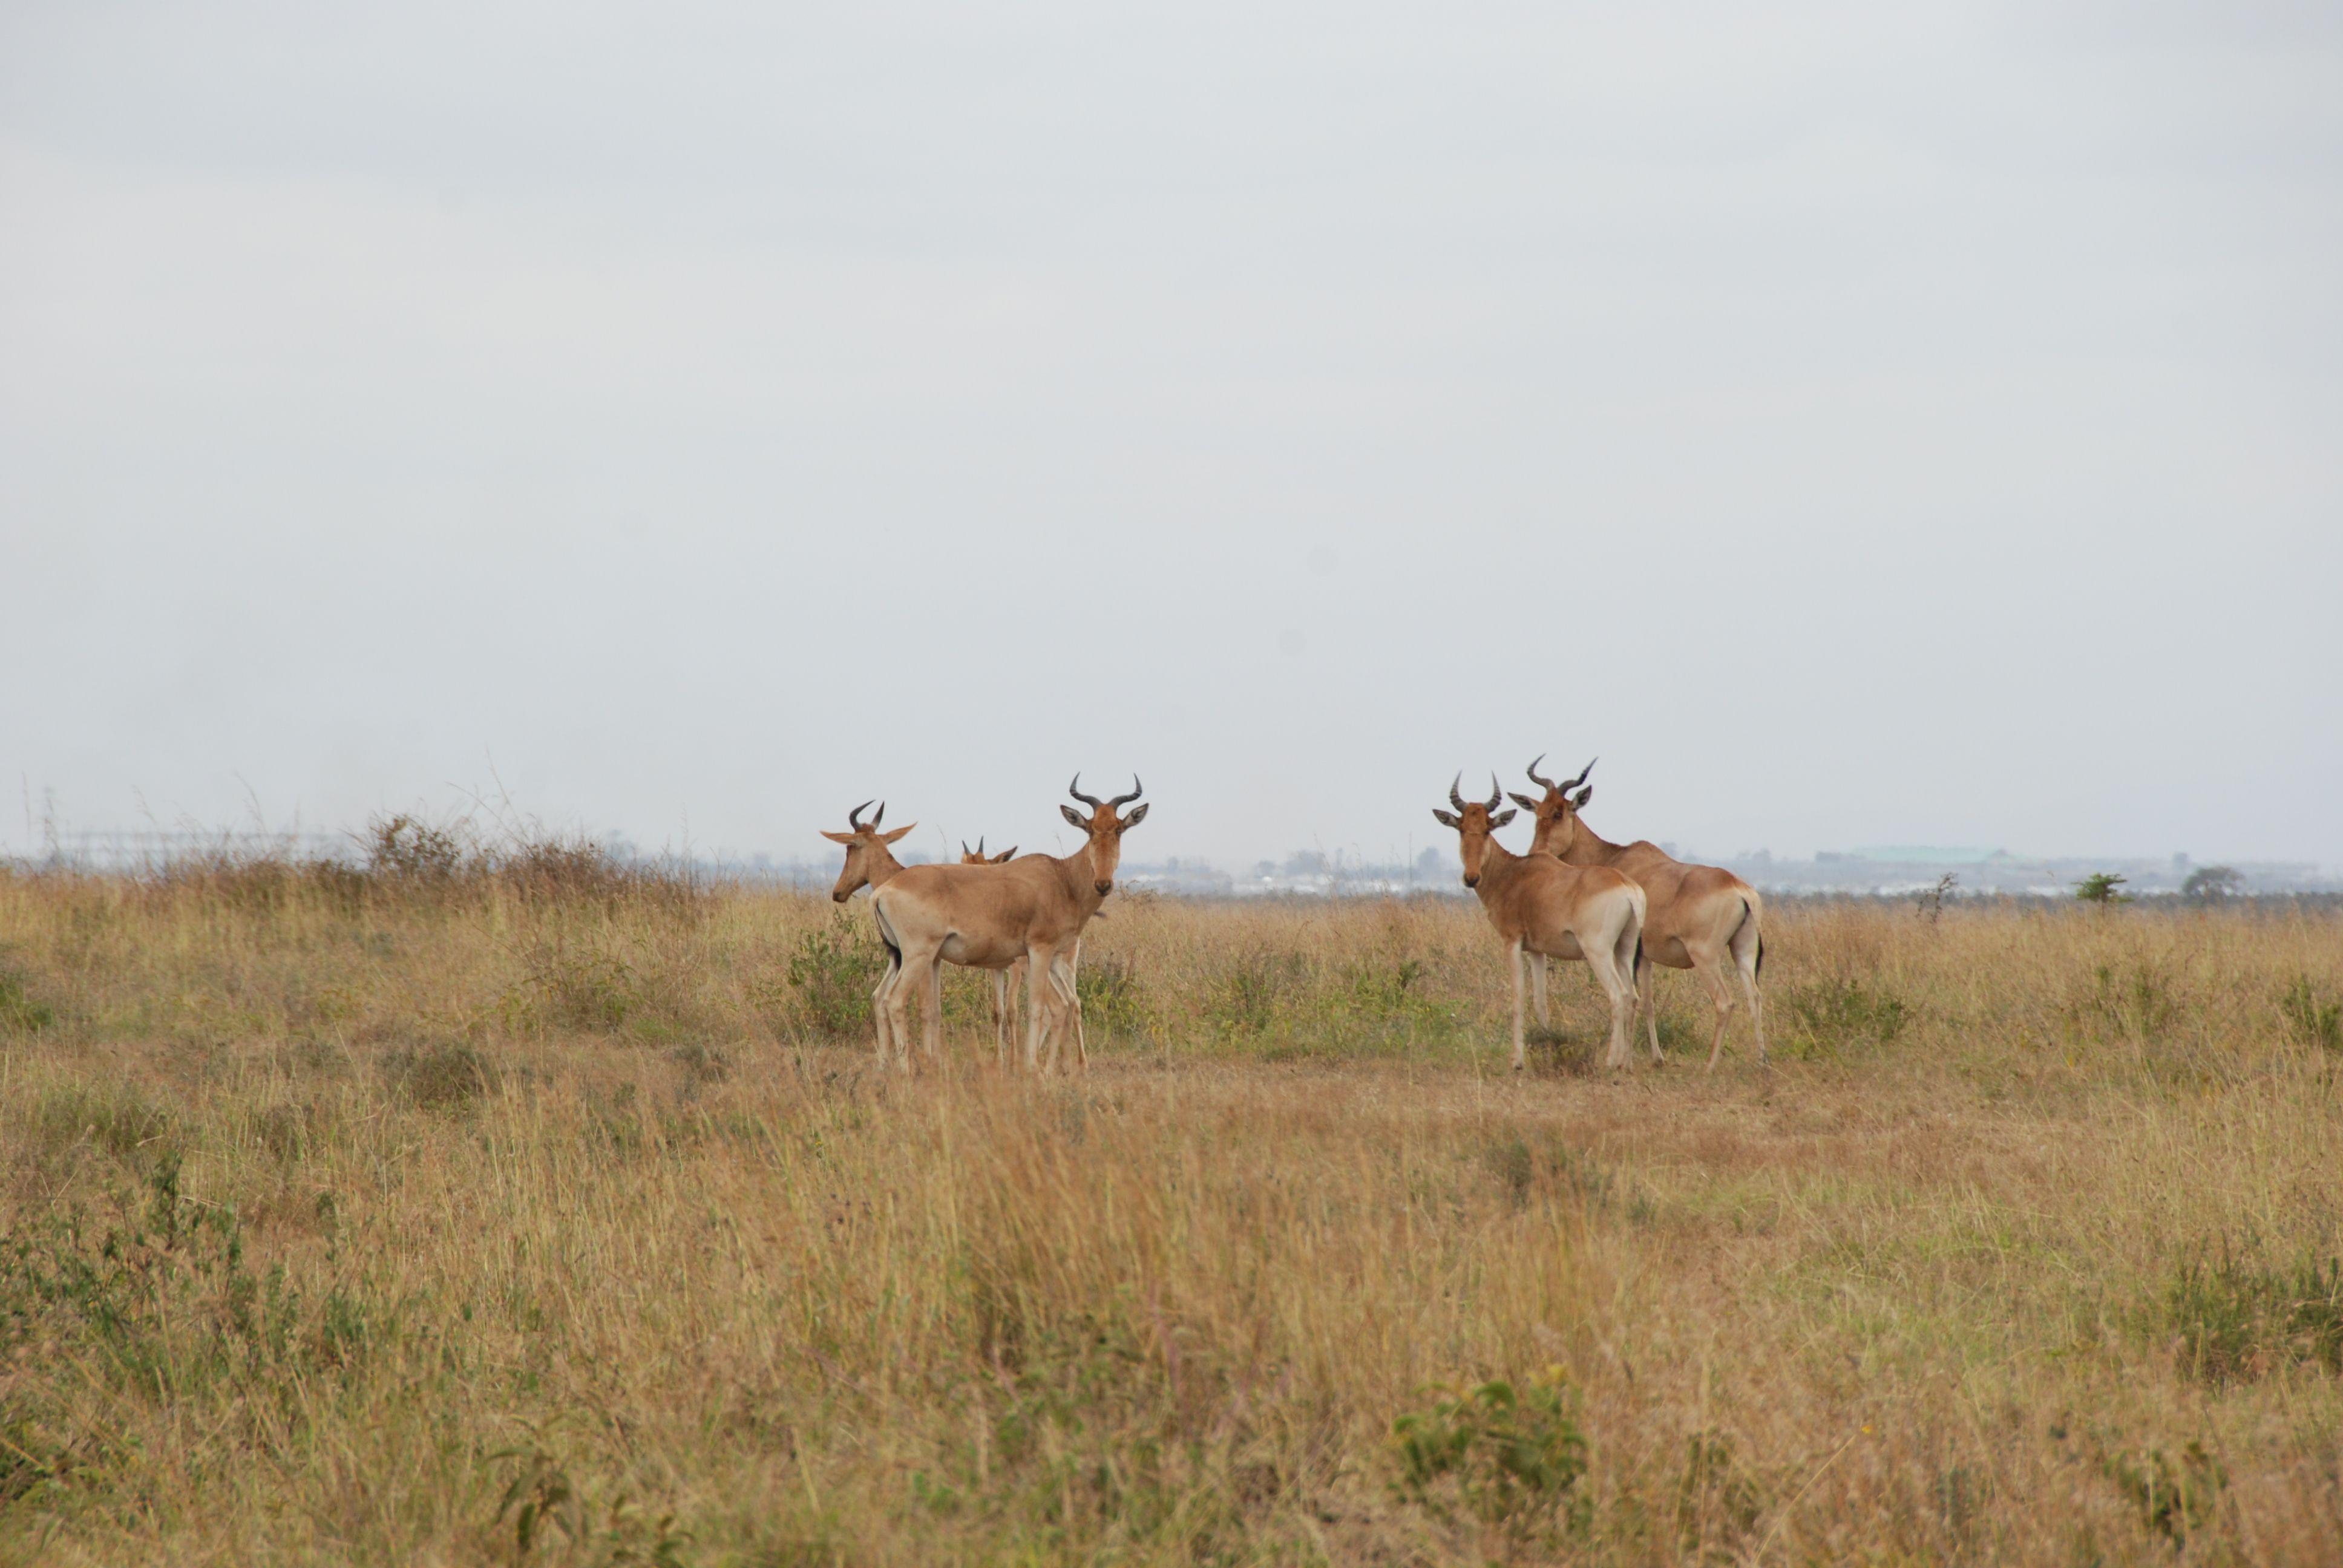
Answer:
[
  {"xmin": 1565, "ymin": 756, "xmax": 1598, "ymax": 791},
  {"xmin": 1069, "ymin": 773, "xmax": 1106, "ymax": 809},
  {"xmin": 975, "ymin": 835, "xmax": 985, "ymax": 857},
  {"xmin": 1449, "ymin": 772, "xmax": 1467, "ymax": 812},
  {"xmin": 1107, "ymin": 775, "xmax": 1143, "ymax": 810},
  {"xmin": 1526, "ymin": 753, "xmax": 1556, "ymax": 791},
  {"xmin": 1486, "ymin": 773, "xmax": 1504, "ymax": 811},
  {"xmin": 846, "ymin": 799, "xmax": 874, "ymax": 831},
  {"xmin": 870, "ymin": 800, "xmax": 885, "ymax": 828}
]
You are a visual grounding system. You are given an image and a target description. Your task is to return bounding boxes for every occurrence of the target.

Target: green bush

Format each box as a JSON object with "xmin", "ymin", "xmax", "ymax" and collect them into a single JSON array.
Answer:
[
  {"xmin": 2105, "ymin": 1440, "xmax": 2225, "ymax": 1546},
  {"xmin": 2162, "ymin": 1248, "xmax": 2343, "ymax": 1383},
  {"xmin": 2281, "ymin": 976, "xmax": 2341, "ymax": 1053},
  {"xmin": 1073, "ymin": 953, "xmax": 1149, "ymax": 1042},
  {"xmin": 0, "ymin": 969, "xmax": 55, "ymax": 1034},
  {"xmin": 785, "ymin": 913, "xmax": 885, "ymax": 1039},
  {"xmin": 382, "ymin": 1041, "xmax": 499, "ymax": 1110},
  {"xmin": 1391, "ymin": 1372, "xmax": 1588, "ymax": 1552},
  {"xmin": 1783, "ymin": 976, "xmax": 1909, "ymax": 1057}
]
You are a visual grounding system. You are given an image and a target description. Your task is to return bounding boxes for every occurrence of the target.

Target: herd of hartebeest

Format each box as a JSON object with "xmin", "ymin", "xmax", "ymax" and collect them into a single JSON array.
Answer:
[{"xmin": 821, "ymin": 760, "xmax": 1766, "ymax": 1076}]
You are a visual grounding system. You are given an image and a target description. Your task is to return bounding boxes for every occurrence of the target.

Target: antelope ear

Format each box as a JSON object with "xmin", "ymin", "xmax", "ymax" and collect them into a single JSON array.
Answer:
[
  {"xmin": 881, "ymin": 823, "xmax": 917, "ymax": 843},
  {"xmin": 1573, "ymin": 786, "xmax": 1593, "ymax": 808},
  {"xmin": 1118, "ymin": 802, "xmax": 1149, "ymax": 829},
  {"xmin": 996, "ymin": 846, "xmax": 1018, "ymax": 862},
  {"xmin": 1507, "ymin": 792, "xmax": 1538, "ymax": 811},
  {"xmin": 1490, "ymin": 808, "xmax": 1519, "ymax": 828},
  {"xmin": 820, "ymin": 829, "xmax": 856, "ymax": 844},
  {"xmin": 1432, "ymin": 809, "xmax": 1461, "ymax": 829},
  {"xmin": 1061, "ymin": 803, "xmax": 1087, "ymax": 829}
]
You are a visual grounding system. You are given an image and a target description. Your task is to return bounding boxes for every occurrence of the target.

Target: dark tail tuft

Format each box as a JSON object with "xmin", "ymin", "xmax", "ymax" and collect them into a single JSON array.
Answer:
[{"xmin": 1754, "ymin": 932, "xmax": 1764, "ymax": 979}]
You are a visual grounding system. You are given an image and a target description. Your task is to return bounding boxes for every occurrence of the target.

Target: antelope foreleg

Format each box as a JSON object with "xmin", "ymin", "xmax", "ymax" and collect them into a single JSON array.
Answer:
[
  {"xmin": 1508, "ymin": 939, "xmax": 1527, "ymax": 1072},
  {"xmin": 1530, "ymin": 953, "xmax": 1550, "ymax": 1030}
]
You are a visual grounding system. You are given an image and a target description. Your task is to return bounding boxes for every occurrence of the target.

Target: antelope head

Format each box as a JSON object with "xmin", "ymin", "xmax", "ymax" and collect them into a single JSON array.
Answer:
[
  {"xmin": 1430, "ymin": 773, "xmax": 1518, "ymax": 889},
  {"xmin": 820, "ymin": 799, "xmax": 917, "ymax": 902},
  {"xmin": 959, "ymin": 837, "xmax": 1017, "ymax": 865},
  {"xmin": 1061, "ymin": 774, "xmax": 1149, "ymax": 896},
  {"xmin": 1508, "ymin": 754, "xmax": 1596, "ymax": 857}
]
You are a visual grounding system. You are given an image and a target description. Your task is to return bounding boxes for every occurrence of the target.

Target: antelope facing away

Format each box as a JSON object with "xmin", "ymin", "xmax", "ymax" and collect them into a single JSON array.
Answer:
[
  {"xmin": 1513, "ymin": 756, "xmax": 1766, "ymax": 1070},
  {"xmin": 1433, "ymin": 774, "xmax": 1647, "ymax": 1071},
  {"xmin": 871, "ymin": 776, "xmax": 1147, "ymax": 1073},
  {"xmin": 959, "ymin": 838, "xmax": 1022, "ymax": 1063}
]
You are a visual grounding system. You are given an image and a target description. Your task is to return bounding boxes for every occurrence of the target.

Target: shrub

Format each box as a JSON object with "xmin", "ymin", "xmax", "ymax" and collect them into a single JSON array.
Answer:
[
  {"xmin": 2105, "ymin": 1440, "xmax": 2225, "ymax": 1546},
  {"xmin": 784, "ymin": 914, "xmax": 885, "ymax": 1039},
  {"xmin": 1391, "ymin": 1372, "xmax": 1588, "ymax": 1552},
  {"xmin": 1074, "ymin": 953, "xmax": 1149, "ymax": 1042},
  {"xmin": 1784, "ymin": 976, "xmax": 1909, "ymax": 1057},
  {"xmin": 2073, "ymin": 871, "xmax": 2130, "ymax": 905},
  {"xmin": 2280, "ymin": 976, "xmax": 2341, "ymax": 1053},
  {"xmin": 2159, "ymin": 1246, "xmax": 2343, "ymax": 1383},
  {"xmin": 360, "ymin": 812, "xmax": 468, "ymax": 881},
  {"xmin": 382, "ymin": 1041, "xmax": 499, "ymax": 1109},
  {"xmin": 0, "ymin": 969, "xmax": 55, "ymax": 1034}
]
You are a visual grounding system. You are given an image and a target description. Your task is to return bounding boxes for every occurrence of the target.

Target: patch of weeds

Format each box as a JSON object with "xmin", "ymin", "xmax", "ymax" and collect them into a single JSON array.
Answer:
[
  {"xmin": 0, "ymin": 968, "xmax": 56, "ymax": 1034},
  {"xmin": 1074, "ymin": 954, "xmax": 1150, "ymax": 1042},
  {"xmin": 522, "ymin": 942, "xmax": 641, "ymax": 1032},
  {"xmin": 2160, "ymin": 1246, "xmax": 2343, "ymax": 1383},
  {"xmin": 490, "ymin": 1426, "xmax": 692, "ymax": 1567},
  {"xmin": 2104, "ymin": 1440, "xmax": 2225, "ymax": 1547},
  {"xmin": 1675, "ymin": 1429, "xmax": 1766, "ymax": 1551},
  {"xmin": 382, "ymin": 1040, "xmax": 499, "ymax": 1110},
  {"xmin": 2078, "ymin": 964, "xmax": 2177, "ymax": 1044},
  {"xmin": 0, "ymin": 1154, "xmax": 398, "ymax": 1506},
  {"xmin": 2280, "ymin": 976, "xmax": 2341, "ymax": 1053},
  {"xmin": 784, "ymin": 914, "xmax": 884, "ymax": 1039},
  {"xmin": 1391, "ymin": 1371, "xmax": 1590, "ymax": 1555},
  {"xmin": 1522, "ymin": 1024, "xmax": 1598, "ymax": 1076},
  {"xmin": 670, "ymin": 1040, "xmax": 731, "ymax": 1090},
  {"xmin": 1205, "ymin": 952, "xmax": 1303, "ymax": 1040},
  {"xmin": 1479, "ymin": 1135, "xmax": 1613, "ymax": 1212},
  {"xmin": 23, "ymin": 1080, "xmax": 175, "ymax": 1166},
  {"xmin": 1782, "ymin": 976, "xmax": 1909, "ymax": 1059}
]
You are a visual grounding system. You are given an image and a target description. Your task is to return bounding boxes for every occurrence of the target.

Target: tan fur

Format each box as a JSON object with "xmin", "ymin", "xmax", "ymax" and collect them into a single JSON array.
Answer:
[
  {"xmin": 1433, "ymin": 774, "xmax": 1647, "ymax": 1071},
  {"xmin": 871, "ymin": 778, "xmax": 1147, "ymax": 1073},
  {"xmin": 1512, "ymin": 758, "xmax": 1766, "ymax": 1069}
]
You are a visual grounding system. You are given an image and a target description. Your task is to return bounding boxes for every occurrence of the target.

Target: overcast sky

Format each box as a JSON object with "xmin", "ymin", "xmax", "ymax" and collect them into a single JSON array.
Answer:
[{"xmin": 4, "ymin": 1, "xmax": 2339, "ymax": 871}]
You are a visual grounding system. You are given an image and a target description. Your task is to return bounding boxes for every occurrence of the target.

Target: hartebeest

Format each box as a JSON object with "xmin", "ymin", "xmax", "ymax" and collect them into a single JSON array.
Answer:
[
  {"xmin": 959, "ymin": 838, "xmax": 1022, "ymax": 1063},
  {"xmin": 871, "ymin": 776, "xmax": 1146, "ymax": 1073},
  {"xmin": 1433, "ymin": 774, "xmax": 1647, "ymax": 1071},
  {"xmin": 1512, "ymin": 756, "xmax": 1766, "ymax": 1069},
  {"xmin": 819, "ymin": 799, "xmax": 926, "ymax": 1062}
]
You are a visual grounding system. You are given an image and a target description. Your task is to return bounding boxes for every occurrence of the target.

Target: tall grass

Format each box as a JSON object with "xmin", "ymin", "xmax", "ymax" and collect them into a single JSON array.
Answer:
[{"xmin": 2, "ymin": 857, "xmax": 2340, "ymax": 1563}]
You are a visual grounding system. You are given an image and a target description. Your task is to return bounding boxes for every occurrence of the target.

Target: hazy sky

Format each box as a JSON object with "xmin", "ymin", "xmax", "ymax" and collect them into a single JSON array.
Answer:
[{"xmin": 5, "ymin": 1, "xmax": 2339, "ymax": 871}]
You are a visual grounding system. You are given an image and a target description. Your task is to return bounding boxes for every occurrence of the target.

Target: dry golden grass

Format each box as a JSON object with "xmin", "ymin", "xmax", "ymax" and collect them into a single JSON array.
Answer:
[{"xmin": 2, "ymin": 862, "xmax": 2340, "ymax": 1564}]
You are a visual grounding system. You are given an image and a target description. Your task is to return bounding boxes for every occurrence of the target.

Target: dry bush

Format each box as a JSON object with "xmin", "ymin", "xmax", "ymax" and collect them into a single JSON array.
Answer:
[{"xmin": 0, "ymin": 872, "xmax": 2339, "ymax": 1563}]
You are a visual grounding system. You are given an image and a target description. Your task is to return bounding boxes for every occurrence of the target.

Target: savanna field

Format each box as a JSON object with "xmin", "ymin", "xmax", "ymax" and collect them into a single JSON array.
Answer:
[{"xmin": 2, "ymin": 849, "xmax": 2341, "ymax": 1566}]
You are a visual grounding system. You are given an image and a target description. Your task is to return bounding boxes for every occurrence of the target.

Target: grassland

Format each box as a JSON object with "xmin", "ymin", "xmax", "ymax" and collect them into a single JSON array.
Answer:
[{"xmin": 1, "ymin": 852, "xmax": 2340, "ymax": 1564}]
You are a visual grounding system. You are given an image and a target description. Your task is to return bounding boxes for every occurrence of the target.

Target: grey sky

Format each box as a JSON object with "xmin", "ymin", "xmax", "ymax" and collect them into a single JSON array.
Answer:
[{"xmin": 4, "ymin": 1, "xmax": 2339, "ymax": 871}]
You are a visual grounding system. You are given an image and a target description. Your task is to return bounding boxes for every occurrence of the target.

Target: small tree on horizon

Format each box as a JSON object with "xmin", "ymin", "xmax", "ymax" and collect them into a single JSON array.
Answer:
[
  {"xmin": 2074, "ymin": 871, "xmax": 2130, "ymax": 905},
  {"xmin": 2182, "ymin": 865, "xmax": 2244, "ymax": 903}
]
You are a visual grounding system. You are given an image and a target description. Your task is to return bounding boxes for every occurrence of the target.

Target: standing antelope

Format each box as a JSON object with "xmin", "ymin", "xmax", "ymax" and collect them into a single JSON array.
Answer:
[
  {"xmin": 1433, "ymin": 774, "xmax": 1648, "ymax": 1071},
  {"xmin": 871, "ymin": 776, "xmax": 1146, "ymax": 1073},
  {"xmin": 1512, "ymin": 756, "xmax": 1766, "ymax": 1069},
  {"xmin": 819, "ymin": 799, "xmax": 928, "ymax": 1062},
  {"xmin": 959, "ymin": 838, "xmax": 1022, "ymax": 1063}
]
